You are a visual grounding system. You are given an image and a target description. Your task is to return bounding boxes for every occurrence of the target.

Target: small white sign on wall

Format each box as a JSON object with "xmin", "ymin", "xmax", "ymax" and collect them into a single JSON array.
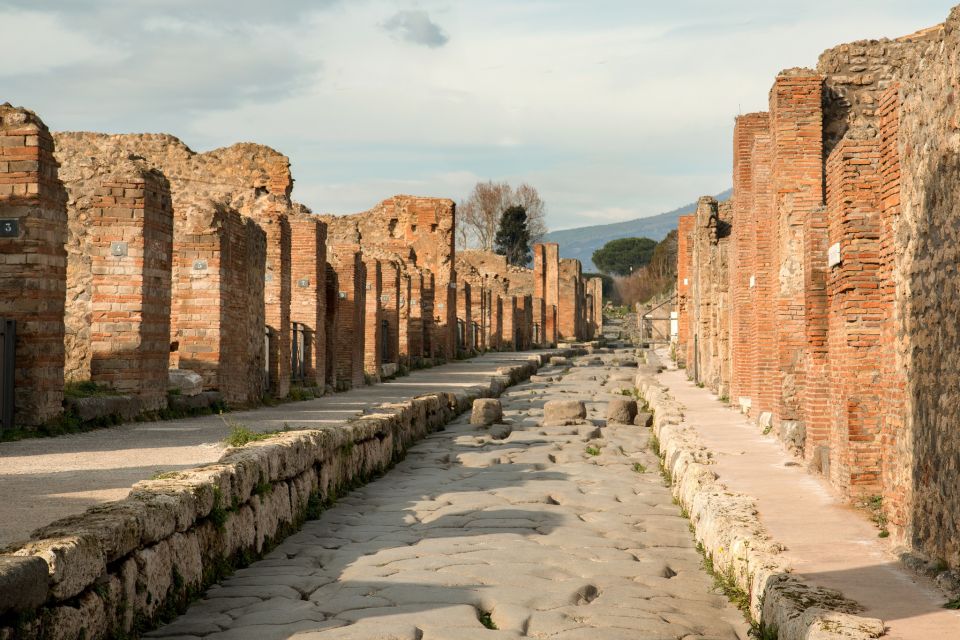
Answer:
[
  {"xmin": 828, "ymin": 242, "xmax": 842, "ymax": 268},
  {"xmin": 683, "ymin": 278, "xmax": 689, "ymax": 286},
  {"xmin": 749, "ymin": 275, "xmax": 756, "ymax": 288}
]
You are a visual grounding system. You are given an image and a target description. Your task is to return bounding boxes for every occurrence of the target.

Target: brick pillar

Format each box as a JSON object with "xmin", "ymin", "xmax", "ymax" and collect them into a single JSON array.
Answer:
[
  {"xmin": 532, "ymin": 296, "xmax": 545, "ymax": 347},
  {"xmin": 752, "ymin": 132, "xmax": 777, "ymax": 420},
  {"xmin": 770, "ymin": 71, "xmax": 824, "ymax": 426},
  {"xmin": 501, "ymin": 295, "xmax": 517, "ymax": 350},
  {"xmin": 558, "ymin": 259, "xmax": 582, "ymax": 341},
  {"xmin": 0, "ymin": 106, "xmax": 67, "ymax": 426},
  {"xmin": 825, "ymin": 137, "xmax": 884, "ymax": 495},
  {"xmin": 677, "ymin": 215, "xmax": 695, "ymax": 368},
  {"xmin": 421, "ymin": 271, "xmax": 436, "ymax": 360},
  {"xmin": 456, "ymin": 281, "xmax": 472, "ymax": 353},
  {"xmin": 88, "ymin": 166, "xmax": 173, "ymax": 410},
  {"xmin": 406, "ymin": 271, "xmax": 424, "ymax": 363},
  {"xmin": 877, "ymin": 85, "xmax": 909, "ymax": 538},
  {"xmin": 261, "ymin": 212, "xmax": 292, "ymax": 398},
  {"xmin": 289, "ymin": 216, "xmax": 327, "ymax": 390},
  {"xmin": 590, "ymin": 278, "xmax": 603, "ymax": 339},
  {"xmin": 489, "ymin": 293, "xmax": 502, "ymax": 351},
  {"xmin": 729, "ymin": 113, "xmax": 770, "ymax": 414},
  {"xmin": 329, "ymin": 245, "xmax": 364, "ymax": 390},
  {"xmin": 171, "ymin": 205, "xmax": 266, "ymax": 405},
  {"xmin": 363, "ymin": 257, "xmax": 382, "ymax": 381},
  {"xmin": 520, "ymin": 295, "xmax": 533, "ymax": 350},
  {"xmin": 380, "ymin": 260, "xmax": 400, "ymax": 366},
  {"xmin": 543, "ymin": 244, "xmax": 560, "ymax": 344},
  {"xmin": 477, "ymin": 283, "xmax": 488, "ymax": 351},
  {"xmin": 397, "ymin": 271, "xmax": 412, "ymax": 367}
]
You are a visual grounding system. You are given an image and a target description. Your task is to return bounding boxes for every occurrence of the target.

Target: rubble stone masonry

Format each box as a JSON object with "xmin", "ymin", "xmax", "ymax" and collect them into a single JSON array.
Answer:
[{"xmin": 679, "ymin": 6, "xmax": 960, "ymax": 567}]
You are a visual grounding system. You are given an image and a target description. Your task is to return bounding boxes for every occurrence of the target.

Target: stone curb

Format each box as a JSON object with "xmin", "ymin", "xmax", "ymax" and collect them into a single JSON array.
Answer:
[
  {"xmin": 0, "ymin": 350, "xmax": 573, "ymax": 640},
  {"xmin": 635, "ymin": 351, "xmax": 885, "ymax": 640}
]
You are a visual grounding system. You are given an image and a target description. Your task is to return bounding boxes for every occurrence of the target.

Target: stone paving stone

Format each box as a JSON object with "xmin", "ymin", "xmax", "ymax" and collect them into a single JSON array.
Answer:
[{"xmin": 151, "ymin": 350, "xmax": 748, "ymax": 640}]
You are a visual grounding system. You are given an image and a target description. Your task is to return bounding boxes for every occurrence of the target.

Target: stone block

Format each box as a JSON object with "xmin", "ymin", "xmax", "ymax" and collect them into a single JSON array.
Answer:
[
  {"xmin": 549, "ymin": 356, "xmax": 569, "ymax": 366},
  {"xmin": 13, "ymin": 534, "xmax": 105, "ymax": 601},
  {"xmin": 168, "ymin": 369, "xmax": 203, "ymax": 396},
  {"xmin": 543, "ymin": 400, "xmax": 586, "ymax": 425},
  {"xmin": 635, "ymin": 412, "xmax": 653, "ymax": 428},
  {"xmin": 0, "ymin": 556, "xmax": 48, "ymax": 614},
  {"xmin": 470, "ymin": 398, "xmax": 502, "ymax": 426},
  {"xmin": 606, "ymin": 397, "xmax": 638, "ymax": 424}
]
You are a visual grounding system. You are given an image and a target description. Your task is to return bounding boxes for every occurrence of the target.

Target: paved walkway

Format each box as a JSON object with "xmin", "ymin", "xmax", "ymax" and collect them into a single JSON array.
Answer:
[
  {"xmin": 0, "ymin": 352, "xmax": 555, "ymax": 547},
  {"xmin": 148, "ymin": 352, "xmax": 748, "ymax": 640},
  {"xmin": 656, "ymin": 350, "xmax": 960, "ymax": 640}
]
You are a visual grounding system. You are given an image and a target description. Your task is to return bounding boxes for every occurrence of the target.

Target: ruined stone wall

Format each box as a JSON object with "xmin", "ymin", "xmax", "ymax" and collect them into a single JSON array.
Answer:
[
  {"xmin": 0, "ymin": 105, "xmax": 67, "ymax": 426},
  {"xmin": 687, "ymin": 197, "xmax": 730, "ymax": 398},
  {"xmin": 679, "ymin": 5, "xmax": 960, "ymax": 565},
  {"xmin": 893, "ymin": 7, "xmax": 960, "ymax": 563},
  {"xmin": 335, "ymin": 196, "xmax": 456, "ymax": 359},
  {"xmin": 54, "ymin": 132, "xmax": 295, "ymax": 401}
]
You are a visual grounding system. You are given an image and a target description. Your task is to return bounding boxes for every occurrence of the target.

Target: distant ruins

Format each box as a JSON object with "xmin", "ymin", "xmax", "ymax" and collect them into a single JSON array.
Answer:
[
  {"xmin": 0, "ymin": 105, "xmax": 598, "ymax": 429},
  {"xmin": 676, "ymin": 8, "xmax": 960, "ymax": 569}
]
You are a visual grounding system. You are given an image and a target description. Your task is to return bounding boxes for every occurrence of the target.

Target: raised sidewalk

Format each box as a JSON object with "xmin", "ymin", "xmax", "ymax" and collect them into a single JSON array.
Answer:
[
  {"xmin": 0, "ymin": 351, "xmax": 557, "ymax": 548},
  {"xmin": 652, "ymin": 348, "xmax": 960, "ymax": 640}
]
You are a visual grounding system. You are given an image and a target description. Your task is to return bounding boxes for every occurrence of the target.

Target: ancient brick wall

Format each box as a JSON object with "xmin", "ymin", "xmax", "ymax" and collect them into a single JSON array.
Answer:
[
  {"xmin": 54, "ymin": 132, "xmax": 297, "ymax": 401},
  {"xmin": 0, "ymin": 105, "xmax": 67, "ymax": 426},
  {"xmin": 328, "ymin": 245, "xmax": 365, "ymax": 390},
  {"xmin": 687, "ymin": 197, "xmax": 731, "ymax": 397},
  {"xmin": 363, "ymin": 257, "xmax": 383, "ymax": 380},
  {"xmin": 558, "ymin": 259, "xmax": 584, "ymax": 341},
  {"xmin": 728, "ymin": 113, "xmax": 769, "ymax": 414},
  {"xmin": 169, "ymin": 203, "xmax": 266, "ymax": 404},
  {"xmin": 676, "ymin": 215, "xmax": 694, "ymax": 365},
  {"xmin": 824, "ymin": 137, "xmax": 884, "ymax": 494},
  {"xmin": 533, "ymin": 242, "xmax": 560, "ymax": 345},
  {"xmin": 379, "ymin": 259, "xmax": 401, "ymax": 367},
  {"xmin": 678, "ymin": 7, "xmax": 960, "ymax": 564},
  {"xmin": 589, "ymin": 278, "xmax": 603, "ymax": 340},
  {"xmin": 88, "ymin": 166, "xmax": 173, "ymax": 409},
  {"xmin": 770, "ymin": 71, "xmax": 824, "ymax": 428},
  {"xmin": 456, "ymin": 282, "xmax": 472, "ymax": 353},
  {"xmin": 289, "ymin": 214, "xmax": 327, "ymax": 390}
]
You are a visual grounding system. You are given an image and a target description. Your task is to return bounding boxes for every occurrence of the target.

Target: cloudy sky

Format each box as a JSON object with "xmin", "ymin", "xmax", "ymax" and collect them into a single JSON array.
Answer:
[{"xmin": 1, "ymin": 1, "xmax": 952, "ymax": 230}]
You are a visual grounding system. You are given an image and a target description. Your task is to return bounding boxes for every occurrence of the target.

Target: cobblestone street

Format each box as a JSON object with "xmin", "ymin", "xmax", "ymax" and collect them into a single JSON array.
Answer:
[{"xmin": 149, "ymin": 352, "xmax": 747, "ymax": 640}]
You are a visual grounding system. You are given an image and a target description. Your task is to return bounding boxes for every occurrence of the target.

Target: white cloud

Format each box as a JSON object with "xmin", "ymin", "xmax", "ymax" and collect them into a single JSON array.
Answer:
[
  {"xmin": 382, "ymin": 10, "xmax": 449, "ymax": 48},
  {"xmin": 2, "ymin": 0, "xmax": 954, "ymax": 232}
]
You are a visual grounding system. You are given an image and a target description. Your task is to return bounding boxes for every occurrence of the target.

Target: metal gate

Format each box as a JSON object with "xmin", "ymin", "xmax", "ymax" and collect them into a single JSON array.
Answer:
[
  {"xmin": 0, "ymin": 319, "xmax": 14, "ymax": 432},
  {"xmin": 638, "ymin": 295, "xmax": 676, "ymax": 348}
]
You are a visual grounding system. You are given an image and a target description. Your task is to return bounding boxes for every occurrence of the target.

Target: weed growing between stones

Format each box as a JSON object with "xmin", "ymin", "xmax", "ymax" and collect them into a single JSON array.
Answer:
[
  {"xmin": 585, "ymin": 445, "xmax": 601, "ymax": 456},
  {"xmin": 477, "ymin": 610, "xmax": 498, "ymax": 630},
  {"xmin": 632, "ymin": 462, "xmax": 648, "ymax": 473},
  {"xmin": 854, "ymin": 494, "xmax": 890, "ymax": 538},
  {"xmin": 221, "ymin": 416, "xmax": 291, "ymax": 447},
  {"xmin": 64, "ymin": 380, "xmax": 121, "ymax": 399}
]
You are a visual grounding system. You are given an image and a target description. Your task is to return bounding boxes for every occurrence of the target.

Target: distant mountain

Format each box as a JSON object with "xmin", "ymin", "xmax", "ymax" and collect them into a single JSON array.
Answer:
[{"xmin": 543, "ymin": 189, "xmax": 733, "ymax": 271}]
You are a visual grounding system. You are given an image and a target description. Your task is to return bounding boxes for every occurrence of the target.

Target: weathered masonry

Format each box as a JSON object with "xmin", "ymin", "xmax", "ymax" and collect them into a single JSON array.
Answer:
[
  {"xmin": 676, "ymin": 8, "xmax": 960, "ymax": 570},
  {"xmin": 0, "ymin": 104, "xmax": 599, "ymax": 431}
]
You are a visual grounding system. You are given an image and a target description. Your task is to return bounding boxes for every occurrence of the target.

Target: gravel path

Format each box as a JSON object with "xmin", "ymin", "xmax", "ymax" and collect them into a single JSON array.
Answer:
[{"xmin": 148, "ymin": 351, "xmax": 748, "ymax": 640}]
